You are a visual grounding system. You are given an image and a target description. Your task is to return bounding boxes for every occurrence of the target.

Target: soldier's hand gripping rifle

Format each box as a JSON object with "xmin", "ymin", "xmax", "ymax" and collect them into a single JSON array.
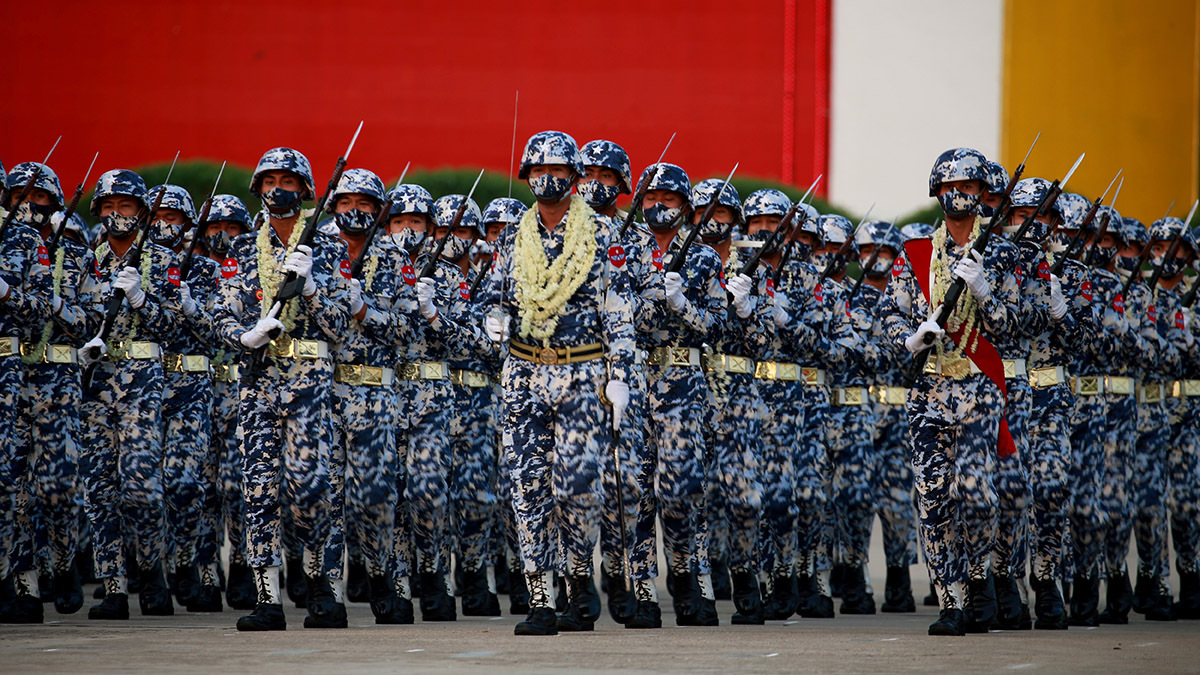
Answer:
[
  {"xmin": 417, "ymin": 168, "xmax": 485, "ymax": 280},
  {"xmin": 665, "ymin": 163, "xmax": 738, "ymax": 275},
  {"xmin": 0, "ymin": 136, "xmax": 61, "ymax": 243},
  {"xmin": 618, "ymin": 133, "xmax": 676, "ymax": 238},
  {"xmin": 177, "ymin": 161, "xmax": 227, "ymax": 281},
  {"xmin": 350, "ymin": 162, "xmax": 409, "ymax": 279},
  {"xmin": 81, "ymin": 152, "xmax": 180, "ymax": 392},
  {"xmin": 737, "ymin": 174, "xmax": 822, "ymax": 278},
  {"xmin": 1049, "ymin": 167, "xmax": 1122, "ymax": 277},
  {"xmin": 45, "ymin": 151, "xmax": 98, "ymax": 257}
]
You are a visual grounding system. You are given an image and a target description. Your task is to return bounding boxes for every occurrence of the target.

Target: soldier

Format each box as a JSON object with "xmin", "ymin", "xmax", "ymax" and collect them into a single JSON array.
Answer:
[
  {"xmin": 0, "ymin": 162, "xmax": 70, "ymax": 623},
  {"xmin": 879, "ymin": 148, "xmax": 1020, "ymax": 636},
  {"xmin": 212, "ymin": 147, "xmax": 351, "ymax": 631},
  {"xmin": 199, "ymin": 194, "xmax": 256, "ymax": 610},
  {"xmin": 484, "ymin": 130, "xmax": 636, "ymax": 635},
  {"xmin": 78, "ymin": 169, "xmax": 184, "ymax": 619}
]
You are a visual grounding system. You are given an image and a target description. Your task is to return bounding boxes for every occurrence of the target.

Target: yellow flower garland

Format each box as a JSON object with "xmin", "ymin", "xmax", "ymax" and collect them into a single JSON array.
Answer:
[
  {"xmin": 94, "ymin": 241, "xmax": 153, "ymax": 359},
  {"xmin": 930, "ymin": 216, "xmax": 983, "ymax": 358},
  {"xmin": 255, "ymin": 209, "xmax": 312, "ymax": 332},
  {"xmin": 22, "ymin": 247, "xmax": 66, "ymax": 365},
  {"xmin": 513, "ymin": 195, "xmax": 598, "ymax": 344}
]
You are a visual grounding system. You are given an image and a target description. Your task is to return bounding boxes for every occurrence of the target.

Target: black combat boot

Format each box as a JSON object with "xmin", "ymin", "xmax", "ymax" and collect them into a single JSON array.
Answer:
[
  {"xmin": 53, "ymin": 564, "xmax": 85, "ymax": 615},
  {"xmin": 225, "ymin": 561, "xmax": 257, "ymax": 610},
  {"xmin": 603, "ymin": 564, "xmax": 635, "ymax": 624},
  {"xmin": 764, "ymin": 574, "xmax": 797, "ymax": 620},
  {"xmin": 711, "ymin": 557, "xmax": 732, "ymax": 601},
  {"xmin": 928, "ymin": 585, "xmax": 965, "ymax": 636},
  {"xmin": 964, "ymin": 574, "xmax": 997, "ymax": 633},
  {"xmin": 1175, "ymin": 570, "xmax": 1200, "ymax": 620},
  {"xmin": 1133, "ymin": 571, "xmax": 1156, "ymax": 615},
  {"xmin": 1144, "ymin": 577, "xmax": 1177, "ymax": 622},
  {"xmin": 460, "ymin": 566, "xmax": 501, "ymax": 617},
  {"xmin": 1098, "ymin": 571, "xmax": 1133, "ymax": 624},
  {"xmin": 830, "ymin": 563, "xmax": 849, "ymax": 599},
  {"xmin": 994, "ymin": 574, "xmax": 1031, "ymax": 630},
  {"xmin": 185, "ymin": 564, "xmax": 224, "ymax": 612},
  {"xmin": 285, "ymin": 553, "xmax": 307, "ymax": 608},
  {"xmin": 346, "ymin": 556, "xmax": 369, "ymax": 604},
  {"xmin": 800, "ymin": 573, "xmax": 834, "ymax": 619},
  {"xmin": 88, "ymin": 578, "xmax": 130, "ymax": 621},
  {"xmin": 730, "ymin": 569, "xmax": 764, "ymax": 625},
  {"xmin": 237, "ymin": 568, "xmax": 287, "ymax": 632},
  {"xmin": 508, "ymin": 566, "xmax": 530, "ymax": 615},
  {"xmin": 624, "ymin": 578, "xmax": 663, "ymax": 629},
  {"xmin": 839, "ymin": 564, "xmax": 876, "ymax": 615},
  {"xmin": 173, "ymin": 562, "xmax": 198, "ymax": 607},
  {"xmin": 1069, "ymin": 574, "xmax": 1101, "ymax": 627},
  {"xmin": 369, "ymin": 574, "xmax": 413, "ymax": 624},
  {"xmin": 1, "ymin": 574, "xmax": 43, "ymax": 623},
  {"xmin": 303, "ymin": 575, "xmax": 348, "ymax": 628},
  {"xmin": 418, "ymin": 569, "xmax": 456, "ymax": 621},
  {"xmin": 880, "ymin": 566, "xmax": 915, "ymax": 613},
  {"xmin": 138, "ymin": 560, "xmax": 174, "ymax": 616},
  {"xmin": 514, "ymin": 572, "xmax": 557, "ymax": 636},
  {"xmin": 670, "ymin": 569, "xmax": 705, "ymax": 626},
  {"xmin": 1031, "ymin": 575, "xmax": 1068, "ymax": 630}
]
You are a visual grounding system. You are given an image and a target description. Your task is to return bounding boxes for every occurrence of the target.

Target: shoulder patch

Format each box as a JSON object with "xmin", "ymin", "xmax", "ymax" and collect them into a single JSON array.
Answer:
[
  {"xmin": 1176, "ymin": 310, "xmax": 1186, "ymax": 331},
  {"xmin": 401, "ymin": 264, "xmax": 417, "ymax": 286},
  {"xmin": 891, "ymin": 257, "xmax": 905, "ymax": 278},
  {"xmin": 459, "ymin": 281, "xmax": 471, "ymax": 299},
  {"xmin": 1038, "ymin": 260, "xmax": 1050, "ymax": 281},
  {"xmin": 1113, "ymin": 293, "xmax": 1125, "ymax": 315},
  {"xmin": 608, "ymin": 245, "xmax": 626, "ymax": 267},
  {"xmin": 652, "ymin": 248, "xmax": 664, "ymax": 271},
  {"xmin": 340, "ymin": 260, "xmax": 352, "ymax": 279},
  {"xmin": 1080, "ymin": 280, "xmax": 1093, "ymax": 302},
  {"xmin": 222, "ymin": 257, "xmax": 238, "ymax": 279},
  {"xmin": 37, "ymin": 245, "xmax": 50, "ymax": 266},
  {"xmin": 167, "ymin": 266, "xmax": 181, "ymax": 287}
]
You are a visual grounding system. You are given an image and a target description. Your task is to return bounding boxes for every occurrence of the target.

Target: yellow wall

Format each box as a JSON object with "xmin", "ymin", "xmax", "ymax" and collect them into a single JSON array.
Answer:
[{"xmin": 1003, "ymin": 0, "xmax": 1200, "ymax": 223}]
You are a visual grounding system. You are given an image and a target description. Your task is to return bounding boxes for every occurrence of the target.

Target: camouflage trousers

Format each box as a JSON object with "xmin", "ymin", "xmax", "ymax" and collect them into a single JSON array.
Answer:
[
  {"xmin": 598, "ymin": 370, "xmax": 645, "ymax": 578},
  {"xmin": 502, "ymin": 358, "xmax": 607, "ymax": 575},
  {"xmin": 829, "ymin": 399, "xmax": 877, "ymax": 565},
  {"xmin": 1027, "ymin": 383, "xmax": 1074, "ymax": 580},
  {"xmin": 328, "ymin": 382, "xmax": 398, "ymax": 577},
  {"xmin": 0, "ymin": 357, "xmax": 23, "ymax": 579},
  {"xmin": 162, "ymin": 372, "xmax": 217, "ymax": 567},
  {"xmin": 448, "ymin": 383, "xmax": 499, "ymax": 573},
  {"xmin": 993, "ymin": 377, "xmax": 1031, "ymax": 578},
  {"xmin": 8, "ymin": 363, "xmax": 83, "ymax": 578},
  {"xmin": 238, "ymin": 358, "xmax": 334, "ymax": 569},
  {"xmin": 799, "ymin": 384, "xmax": 832, "ymax": 574},
  {"xmin": 703, "ymin": 372, "xmax": 763, "ymax": 573},
  {"xmin": 1166, "ymin": 395, "xmax": 1200, "ymax": 574},
  {"xmin": 873, "ymin": 402, "xmax": 917, "ymax": 567},
  {"xmin": 1126, "ymin": 400, "xmax": 1171, "ymax": 578},
  {"xmin": 398, "ymin": 379, "xmax": 453, "ymax": 574},
  {"xmin": 637, "ymin": 364, "xmax": 709, "ymax": 574},
  {"xmin": 79, "ymin": 359, "xmax": 166, "ymax": 578},
  {"xmin": 907, "ymin": 373, "xmax": 1001, "ymax": 585},
  {"xmin": 755, "ymin": 379, "xmax": 803, "ymax": 576},
  {"xmin": 1068, "ymin": 388, "xmax": 1108, "ymax": 578},
  {"xmin": 212, "ymin": 378, "xmax": 247, "ymax": 565},
  {"xmin": 1101, "ymin": 393, "xmax": 1138, "ymax": 576}
]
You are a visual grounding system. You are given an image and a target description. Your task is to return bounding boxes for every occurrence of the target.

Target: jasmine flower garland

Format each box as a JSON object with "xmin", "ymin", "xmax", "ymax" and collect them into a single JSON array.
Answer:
[
  {"xmin": 513, "ymin": 195, "xmax": 597, "ymax": 344},
  {"xmin": 255, "ymin": 208, "xmax": 313, "ymax": 332},
  {"xmin": 930, "ymin": 216, "xmax": 983, "ymax": 358}
]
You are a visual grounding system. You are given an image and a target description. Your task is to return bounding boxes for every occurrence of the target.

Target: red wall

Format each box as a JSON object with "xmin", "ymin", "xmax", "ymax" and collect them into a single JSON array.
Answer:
[{"xmin": 2, "ymin": 1, "xmax": 829, "ymax": 196}]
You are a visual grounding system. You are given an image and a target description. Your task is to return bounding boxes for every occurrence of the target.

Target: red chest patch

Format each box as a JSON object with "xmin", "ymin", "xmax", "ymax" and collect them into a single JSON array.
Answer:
[
  {"xmin": 652, "ymin": 248, "xmax": 664, "ymax": 271},
  {"xmin": 814, "ymin": 283, "xmax": 824, "ymax": 303},
  {"xmin": 1038, "ymin": 260, "xmax": 1051, "ymax": 281},
  {"xmin": 167, "ymin": 267, "xmax": 181, "ymax": 287},
  {"xmin": 255, "ymin": 288, "xmax": 264, "ymax": 302},
  {"xmin": 608, "ymin": 245, "xmax": 626, "ymax": 267},
  {"xmin": 401, "ymin": 265, "xmax": 417, "ymax": 286},
  {"xmin": 1148, "ymin": 304, "xmax": 1157, "ymax": 323},
  {"xmin": 37, "ymin": 245, "xmax": 50, "ymax": 266},
  {"xmin": 221, "ymin": 257, "xmax": 238, "ymax": 279},
  {"xmin": 891, "ymin": 257, "xmax": 905, "ymax": 278},
  {"xmin": 766, "ymin": 277, "xmax": 775, "ymax": 297},
  {"xmin": 1113, "ymin": 293, "xmax": 1125, "ymax": 315},
  {"xmin": 1080, "ymin": 280, "xmax": 1093, "ymax": 302},
  {"xmin": 459, "ymin": 281, "xmax": 470, "ymax": 299},
  {"xmin": 1176, "ymin": 310, "xmax": 1186, "ymax": 330},
  {"xmin": 339, "ymin": 260, "xmax": 352, "ymax": 279}
]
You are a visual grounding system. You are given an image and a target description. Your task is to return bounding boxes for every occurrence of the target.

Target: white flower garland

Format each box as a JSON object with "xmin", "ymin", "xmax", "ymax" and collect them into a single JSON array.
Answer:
[
  {"xmin": 256, "ymin": 209, "xmax": 313, "ymax": 332},
  {"xmin": 513, "ymin": 195, "xmax": 598, "ymax": 344},
  {"xmin": 94, "ymin": 241, "xmax": 152, "ymax": 359},
  {"xmin": 22, "ymin": 247, "xmax": 66, "ymax": 365},
  {"xmin": 363, "ymin": 253, "xmax": 379, "ymax": 293},
  {"xmin": 930, "ymin": 216, "xmax": 983, "ymax": 358}
]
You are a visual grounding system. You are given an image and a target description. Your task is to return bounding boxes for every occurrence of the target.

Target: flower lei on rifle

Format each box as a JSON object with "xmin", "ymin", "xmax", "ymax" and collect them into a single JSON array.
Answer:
[
  {"xmin": 256, "ymin": 208, "xmax": 313, "ymax": 332},
  {"xmin": 94, "ymin": 241, "xmax": 152, "ymax": 359},
  {"xmin": 930, "ymin": 216, "xmax": 983, "ymax": 359},
  {"xmin": 512, "ymin": 195, "xmax": 597, "ymax": 345}
]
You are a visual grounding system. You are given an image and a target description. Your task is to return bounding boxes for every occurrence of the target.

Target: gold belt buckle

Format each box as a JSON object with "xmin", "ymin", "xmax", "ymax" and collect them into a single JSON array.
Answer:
[
  {"xmin": 727, "ymin": 355, "xmax": 749, "ymax": 374},
  {"xmin": 800, "ymin": 366, "xmax": 817, "ymax": 384},
  {"xmin": 467, "ymin": 371, "xmax": 487, "ymax": 388},
  {"xmin": 887, "ymin": 386, "xmax": 907, "ymax": 405},
  {"xmin": 213, "ymin": 364, "xmax": 228, "ymax": 380},
  {"xmin": 842, "ymin": 388, "xmax": 863, "ymax": 405},
  {"xmin": 130, "ymin": 341, "xmax": 155, "ymax": 360},
  {"xmin": 1144, "ymin": 384, "xmax": 1162, "ymax": 403},
  {"xmin": 1107, "ymin": 376, "xmax": 1132, "ymax": 395},
  {"xmin": 163, "ymin": 354, "xmax": 180, "ymax": 372},
  {"xmin": 183, "ymin": 355, "xmax": 207, "ymax": 372},
  {"xmin": 50, "ymin": 345, "xmax": 73, "ymax": 364},
  {"xmin": 296, "ymin": 340, "xmax": 321, "ymax": 359},
  {"xmin": 399, "ymin": 363, "xmax": 418, "ymax": 380},
  {"xmin": 1003, "ymin": 359, "xmax": 1017, "ymax": 378},
  {"xmin": 0, "ymin": 340, "xmax": 16, "ymax": 358},
  {"xmin": 423, "ymin": 361, "xmax": 445, "ymax": 380},
  {"xmin": 669, "ymin": 347, "xmax": 692, "ymax": 367},
  {"xmin": 337, "ymin": 364, "xmax": 363, "ymax": 385},
  {"xmin": 538, "ymin": 347, "xmax": 558, "ymax": 365},
  {"xmin": 943, "ymin": 357, "xmax": 970, "ymax": 379},
  {"xmin": 362, "ymin": 366, "xmax": 383, "ymax": 386},
  {"xmin": 1078, "ymin": 376, "xmax": 1100, "ymax": 396},
  {"xmin": 270, "ymin": 337, "xmax": 293, "ymax": 358},
  {"xmin": 754, "ymin": 361, "xmax": 771, "ymax": 379}
]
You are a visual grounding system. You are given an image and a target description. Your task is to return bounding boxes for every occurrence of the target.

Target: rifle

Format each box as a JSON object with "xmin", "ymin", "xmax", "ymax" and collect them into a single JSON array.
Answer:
[
  {"xmin": 45, "ymin": 151, "xmax": 98, "ymax": 257},
  {"xmin": 665, "ymin": 162, "xmax": 738, "ymax": 275},
  {"xmin": 1049, "ymin": 167, "xmax": 1121, "ymax": 277},
  {"xmin": 986, "ymin": 131, "xmax": 1040, "ymax": 229},
  {"xmin": 1118, "ymin": 200, "xmax": 1179, "ymax": 299},
  {"xmin": 507, "ymin": 91, "xmax": 519, "ymax": 199},
  {"xmin": 81, "ymin": 152, "xmax": 180, "ymax": 392},
  {"xmin": 847, "ymin": 219, "xmax": 899, "ymax": 301},
  {"xmin": 466, "ymin": 254, "xmax": 492, "ymax": 302},
  {"xmin": 737, "ymin": 174, "xmax": 822, "ymax": 278},
  {"xmin": 417, "ymin": 168, "xmax": 485, "ymax": 280},
  {"xmin": 177, "ymin": 161, "xmax": 227, "ymax": 280},
  {"xmin": 0, "ymin": 136, "xmax": 61, "ymax": 243},
  {"xmin": 815, "ymin": 203, "xmax": 875, "ymax": 287},
  {"xmin": 1144, "ymin": 199, "xmax": 1199, "ymax": 292},
  {"xmin": 349, "ymin": 162, "xmax": 409, "ymax": 279},
  {"xmin": 618, "ymin": 132, "xmax": 676, "ymax": 237}
]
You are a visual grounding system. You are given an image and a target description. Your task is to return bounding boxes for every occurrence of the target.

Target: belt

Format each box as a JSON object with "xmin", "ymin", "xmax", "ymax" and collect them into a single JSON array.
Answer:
[
  {"xmin": 0, "ymin": 336, "xmax": 19, "ymax": 357},
  {"xmin": 924, "ymin": 355, "xmax": 982, "ymax": 379},
  {"xmin": 1030, "ymin": 366, "xmax": 1068, "ymax": 388},
  {"xmin": 1170, "ymin": 379, "xmax": 1200, "ymax": 398},
  {"xmin": 870, "ymin": 384, "xmax": 908, "ymax": 405},
  {"xmin": 833, "ymin": 386, "xmax": 868, "ymax": 406},
  {"xmin": 268, "ymin": 338, "xmax": 329, "ymax": 360},
  {"xmin": 1138, "ymin": 383, "xmax": 1165, "ymax": 404},
  {"xmin": 646, "ymin": 346, "xmax": 702, "ymax": 368},
  {"xmin": 108, "ymin": 341, "xmax": 161, "ymax": 361},
  {"xmin": 1072, "ymin": 375, "xmax": 1104, "ymax": 396},
  {"xmin": 396, "ymin": 361, "xmax": 449, "ymax": 381},
  {"xmin": 510, "ymin": 339, "xmax": 604, "ymax": 366},
  {"xmin": 1105, "ymin": 375, "xmax": 1134, "ymax": 395},
  {"xmin": 450, "ymin": 369, "xmax": 490, "ymax": 388},
  {"xmin": 704, "ymin": 353, "xmax": 753, "ymax": 374},
  {"xmin": 19, "ymin": 342, "xmax": 78, "ymax": 364},
  {"xmin": 335, "ymin": 363, "xmax": 394, "ymax": 387},
  {"xmin": 754, "ymin": 361, "xmax": 800, "ymax": 381},
  {"xmin": 164, "ymin": 353, "xmax": 212, "ymax": 373},
  {"xmin": 212, "ymin": 363, "xmax": 240, "ymax": 383},
  {"xmin": 1002, "ymin": 358, "xmax": 1027, "ymax": 379},
  {"xmin": 801, "ymin": 367, "xmax": 828, "ymax": 386}
]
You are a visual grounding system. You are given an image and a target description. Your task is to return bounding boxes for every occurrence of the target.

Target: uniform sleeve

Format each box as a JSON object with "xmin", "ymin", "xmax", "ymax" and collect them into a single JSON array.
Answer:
[
  {"xmin": 52, "ymin": 245, "xmax": 101, "ymax": 340},
  {"xmin": 601, "ymin": 230, "xmax": 638, "ymax": 385},
  {"xmin": 303, "ymin": 237, "xmax": 350, "ymax": 342},
  {"xmin": 212, "ymin": 243, "xmax": 257, "ymax": 352},
  {"xmin": 670, "ymin": 251, "xmax": 727, "ymax": 343},
  {"xmin": 134, "ymin": 247, "xmax": 182, "ymax": 340},
  {"xmin": 977, "ymin": 240, "xmax": 1019, "ymax": 338},
  {"xmin": 816, "ymin": 282, "xmax": 862, "ymax": 369}
]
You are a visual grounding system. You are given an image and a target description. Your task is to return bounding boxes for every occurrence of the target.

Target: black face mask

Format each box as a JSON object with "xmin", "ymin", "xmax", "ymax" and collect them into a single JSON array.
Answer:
[
  {"xmin": 262, "ymin": 187, "xmax": 303, "ymax": 217},
  {"xmin": 14, "ymin": 201, "xmax": 56, "ymax": 226},
  {"xmin": 745, "ymin": 228, "xmax": 779, "ymax": 254}
]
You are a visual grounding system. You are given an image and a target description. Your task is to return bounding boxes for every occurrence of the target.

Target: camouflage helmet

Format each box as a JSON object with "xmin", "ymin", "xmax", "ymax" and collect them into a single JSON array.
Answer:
[
  {"xmin": 207, "ymin": 194, "xmax": 253, "ymax": 230},
  {"xmin": 1120, "ymin": 216, "xmax": 1149, "ymax": 246},
  {"xmin": 8, "ymin": 161, "xmax": 64, "ymax": 208},
  {"xmin": 901, "ymin": 222, "xmax": 936, "ymax": 242},
  {"xmin": 250, "ymin": 147, "xmax": 315, "ymax": 200},
  {"xmin": 743, "ymin": 189, "xmax": 791, "ymax": 220},
  {"xmin": 638, "ymin": 162, "xmax": 691, "ymax": 201},
  {"xmin": 856, "ymin": 220, "xmax": 903, "ymax": 253},
  {"xmin": 1150, "ymin": 217, "xmax": 1197, "ymax": 254},
  {"xmin": 984, "ymin": 161, "xmax": 1010, "ymax": 195},
  {"xmin": 580, "ymin": 140, "xmax": 632, "ymax": 194},
  {"xmin": 690, "ymin": 178, "xmax": 743, "ymax": 224},
  {"xmin": 63, "ymin": 212, "xmax": 91, "ymax": 246},
  {"xmin": 928, "ymin": 147, "xmax": 989, "ymax": 197},
  {"xmin": 326, "ymin": 168, "xmax": 385, "ymax": 213},
  {"xmin": 1009, "ymin": 177, "xmax": 1061, "ymax": 220},
  {"xmin": 818, "ymin": 214, "xmax": 855, "ymax": 249},
  {"xmin": 794, "ymin": 203, "xmax": 824, "ymax": 246},
  {"xmin": 1056, "ymin": 192, "xmax": 1092, "ymax": 232},
  {"xmin": 145, "ymin": 184, "xmax": 198, "ymax": 224},
  {"xmin": 481, "ymin": 197, "xmax": 527, "ymax": 226},
  {"xmin": 90, "ymin": 169, "xmax": 148, "ymax": 217},
  {"xmin": 1093, "ymin": 206, "xmax": 1125, "ymax": 247},
  {"xmin": 518, "ymin": 131, "xmax": 584, "ymax": 179},
  {"xmin": 386, "ymin": 184, "xmax": 435, "ymax": 222},
  {"xmin": 432, "ymin": 194, "xmax": 484, "ymax": 238}
]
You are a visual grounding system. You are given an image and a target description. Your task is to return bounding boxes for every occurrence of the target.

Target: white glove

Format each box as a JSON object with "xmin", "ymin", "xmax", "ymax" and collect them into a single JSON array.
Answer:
[
  {"xmin": 664, "ymin": 271, "xmax": 686, "ymax": 313},
  {"xmin": 416, "ymin": 277, "xmax": 438, "ymax": 321},
  {"xmin": 728, "ymin": 273, "xmax": 754, "ymax": 320},
  {"xmin": 484, "ymin": 313, "xmax": 510, "ymax": 343},
  {"xmin": 80, "ymin": 336, "xmax": 107, "ymax": 366},
  {"xmin": 606, "ymin": 379, "xmax": 630, "ymax": 432},
  {"xmin": 282, "ymin": 244, "xmax": 317, "ymax": 297},
  {"xmin": 114, "ymin": 266, "xmax": 147, "ymax": 309},
  {"xmin": 953, "ymin": 250, "xmax": 991, "ymax": 303},
  {"xmin": 1182, "ymin": 307, "xmax": 1195, "ymax": 348},
  {"xmin": 1048, "ymin": 274, "xmax": 1068, "ymax": 321},
  {"xmin": 905, "ymin": 305, "xmax": 946, "ymax": 353},
  {"xmin": 0, "ymin": 276, "xmax": 9, "ymax": 301},
  {"xmin": 349, "ymin": 279, "xmax": 365, "ymax": 317},
  {"xmin": 179, "ymin": 282, "xmax": 197, "ymax": 317},
  {"xmin": 772, "ymin": 290, "xmax": 791, "ymax": 327},
  {"xmin": 52, "ymin": 294, "xmax": 63, "ymax": 315},
  {"xmin": 239, "ymin": 316, "xmax": 285, "ymax": 349}
]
